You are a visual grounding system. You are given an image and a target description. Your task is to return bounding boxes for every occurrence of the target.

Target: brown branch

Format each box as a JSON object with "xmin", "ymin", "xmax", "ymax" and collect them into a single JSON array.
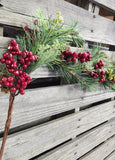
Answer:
[{"xmin": 0, "ymin": 93, "xmax": 15, "ymax": 160}]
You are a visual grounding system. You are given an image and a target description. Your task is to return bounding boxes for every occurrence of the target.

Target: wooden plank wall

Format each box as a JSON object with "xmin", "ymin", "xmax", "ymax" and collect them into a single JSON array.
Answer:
[{"xmin": 0, "ymin": 0, "xmax": 115, "ymax": 159}]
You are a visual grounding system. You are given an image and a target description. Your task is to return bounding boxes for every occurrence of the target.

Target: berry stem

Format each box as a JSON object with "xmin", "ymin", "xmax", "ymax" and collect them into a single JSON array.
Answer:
[{"xmin": 0, "ymin": 93, "xmax": 15, "ymax": 160}]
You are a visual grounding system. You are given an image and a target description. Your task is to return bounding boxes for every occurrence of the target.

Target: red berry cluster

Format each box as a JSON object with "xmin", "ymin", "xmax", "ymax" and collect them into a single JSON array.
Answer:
[
  {"xmin": 89, "ymin": 58, "xmax": 105, "ymax": 82},
  {"xmin": 0, "ymin": 40, "xmax": 37, "ymax": 95},
  {"xmin": 18, "ymin": 50, "xmax": 37, "ymax": 69},
  {"xmin": 0, "ymin": 76, "xmax": 14, "ymax": 88},
  {"xmin": 95, "ymin": 60, "xmax": 104, "ymax": 69},
  {"xmin": 60, "ymin": 50, "xmax": 92, "ymax": 63},
  {"xmin": 15, "ymin": 71, "xmax": 32, "ymax": 95},
  {"xmin": 8, "ymin": 40, "xmax": 21, "ymax": 56},
  {"xmin": 89, "ymin": 70, "xmax": 105, "ymax": 82},
  {"xmin": 78, "ymin": 52, "xmax": 92, "ymax": 63},
  {"xmin": 60, "ymin": 50, "xmax": 78, "ymax": 62}
]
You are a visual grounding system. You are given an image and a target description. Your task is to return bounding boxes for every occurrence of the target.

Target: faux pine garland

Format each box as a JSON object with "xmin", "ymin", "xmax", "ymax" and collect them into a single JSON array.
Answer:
[{"xmin": 0, "ymin": 10, "xmax": 115, "ymax": 160}]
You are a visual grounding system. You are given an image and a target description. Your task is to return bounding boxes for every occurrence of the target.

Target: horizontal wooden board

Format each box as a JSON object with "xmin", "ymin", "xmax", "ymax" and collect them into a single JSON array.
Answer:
[
  {"xmin": 38, "ymin": 120, "xmax": 115, "ymax": 160},
  {"xmin": 0, "ymin": 1, "xmax": 115, "ymax": 45},
  {"xmin": 0, "ymin": 37, "xmax": 12, "ymax": 48},
  {"xmin": 105, "ymin": 151, "xmax": 115, "ymax": 160},
  {"xmin": 30, "ymin": 66, "xmax": 56, "ymax": 78},
  {"xmin": 0, "ymin": 8, "xmax": 32, "ymax": 28},
  {"xmin": 79, "ymin": 135, "xmax": 115, "ymax": 160},
  {"xmin": 0, "ymin": 101, "xmax": 115, "ymax": 159},
  {"xmin": 0, "ymin": 84, "xmax": 115, "ymax": 132},
  {"xmin": 90, "ymin": 0, "xmax": 115, "ymax": 13}
]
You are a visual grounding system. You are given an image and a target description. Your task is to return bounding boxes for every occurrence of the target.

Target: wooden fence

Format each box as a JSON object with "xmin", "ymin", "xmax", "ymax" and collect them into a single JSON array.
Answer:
[{"xmin": 0, "ymin": 0, "xmax": 115, "ymax": 159}]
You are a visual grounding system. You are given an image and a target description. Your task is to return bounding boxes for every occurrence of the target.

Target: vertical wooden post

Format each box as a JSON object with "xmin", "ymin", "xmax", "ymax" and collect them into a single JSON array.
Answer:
[{"xmin": 0, "ymin": 26, "xmax": 3, "ymax": 36}]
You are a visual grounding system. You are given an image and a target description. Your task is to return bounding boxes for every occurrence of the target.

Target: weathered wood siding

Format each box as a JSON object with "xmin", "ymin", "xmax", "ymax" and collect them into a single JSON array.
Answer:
[{"xmin": 0, "ymin": 0, "xmax": 115, "ymax": 160}]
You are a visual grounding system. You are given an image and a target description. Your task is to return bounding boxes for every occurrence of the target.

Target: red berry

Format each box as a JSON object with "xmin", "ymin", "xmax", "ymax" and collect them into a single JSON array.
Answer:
[
  {"xmin": 11, "ymin": 61, "xmax": 17, "ymax": 69},
  {"xmin": 98, "ymin": 79, "xmax": 102, "ymax": 83},
  {"xmin": 19, "ymin": 58, "xmax": 25, "ymax": 64},
  {"xmin": 80, "ymin": 58, "xmax": 85, "ymax": 63},
  {"xmin": 67, "ymin": 57, "xmax": 72, "ymax": 62},
  {"xmin": 69, "ymin": 52, "xmax": 73, "ymax": 56},
  {"xmin": 25, "ymin": 26, "xmax": 30, "ymax": 31},
  {"xmin": 19, "ymin": 76, "xmax": 25, "ymax": 81},
  {"xmin": 99, "ymin": 60, "xmax": 103, "ymax": 64},
  {"xmin": 22, "ymin": 50, "xmax": 27, "ymax": 58},
  {"xmin": 11, "ymin": 51, "xmax": 16, "ymax": 55},
  {"xmin": 11, "ymin": 40, "xmax": 17, "ymax": 46},
  {"xmin": 22, "ymin": 82, "xmax": 27, "ymax": 88},
  {"xmin": 25, "ymin": 61, "xmax": 31, "ymax": 66},
  {"xmin": 8, "ymin": 69, "xmax": 14, "ymax": 73},
  {"xmin": 11, "ymin": 87, "xmax": 16, "ymax": 92},
  {"xmin": 29, "ymin": 56, "xmax": 34, "ymax": 62},
  {"xmin": 16, "ymin": 83, "xmax": 20, "ymax": 89},
  {"xmin": 99, "ymin": 66, "xmax": 102, "ymax": 69},
  {"xmin": 13, "ymin": 70, "xmax": 19, "ymax": 76},
  {"xmin": 18, "ymin": 70, "xmax": 23, "ymax": 75},
  {"xmin": 8, "ymin": 43, "xmax": 13, "ymax": 52},
  {"xmin": 72, "ymin": 57, "xmax": 76, "ymax": 62},
  {"xmin": 9, "ymin": 82, "xmax": 13, "ymax": 87},
  {"xmin": 20, "ymin": 88, "xmax": 25, "ymax": 95},
  {"xmin": 16, "ymin": 50, "xmax": 21, "ymax": 56},
  {"xmin": 7, "ymin": 54, "xmax": 13, "ymax": 60},
  {"xmin": 60, "ymin": 54, "xmax": 65, "ymax": 60},
  {"xmin": 22, "ymin": 72, "xmax": 28, "ymax": 77},
  {"xmin": 63, "ymin": 50, "xmax": 68, "ymax": 55},
  {"xmin": 89, "ymin": 72, "xmax": 93, "ymax": 76},
  {"xmin": 34, "ymin": 19, "xmax": 38, "ymax": 25},
  {"xmin": 28, "ymin": 51, "xmax": 33, "ymax": 57},
  {"xmin": 8, "ymin": 76, "xmax": 14, "ymax": 82},
  {"xmin": 73, "ymin": 52, "xmax": 78, "ymax": 58},
  {"xmin": 82, "ymin": 52, "xmax": 87, "ymax": 58},
  {"xmin": 0, "ymin": 58, "xmax": 5, "ymax": 63},
  {"xmin": 34, "ymin": 55, "xmax": 37, "ymax": 60},
  {"xmin": 22, "ymin": 64, "xmax": 27, "ymax": 69},
  {"xmin": 95, "ymin": 65, "xmax": 98, "ymax": 69},
  {"xmin": 101, "ymin": 71, "xmax": 105, "ymax": 75},
  {"xmin": 5, "ymin": 60, "xmax": 11, "ymax": 65},
  {"xmin": 101, "ymin": 75, "xmax": 104, "ymax": 79},
  {"xmin": 4, "ymin": 81, "xmax": 10, "ymax": 87},
  {"xmin": 2, "ymin": 77, "xmax": 7, "ymax": 82},
  {"xmin": 3, "ymin": 52, "xmax": 8, "ymax": 58},
  {"xmin": 87, "ymin": 51, "xmax": 90, "ymax": 55}
]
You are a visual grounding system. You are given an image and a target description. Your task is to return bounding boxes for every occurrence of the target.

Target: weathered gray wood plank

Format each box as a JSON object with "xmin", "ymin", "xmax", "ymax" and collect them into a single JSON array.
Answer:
[
  {"xmin": 105, "ymin": 151, "xmax": 115, "ymax": 160},
  {"xmin": 38, "ymin": 120, "xmax": 115, "ymax": 160},
  {"xmin": 79, "ymin": 136, "xmax": 115, "ymax": 160},
  {"xmin": 0, "ymin": 8, "xmax": 32, "ymax": 28},
  {"xmin": 0, "ymin": 1, "xmax": 115, "ymax": 45},
  {"xmin": 0, "ymin": 84, "xmax": 115, "ymax": 132},
  {"xmin": 0, "ymin": 37, "xmax": 12, "ymax": 48},
  {"xmin": 0, "ymin": 102, "xmax": 115, "ymax": 160},
  {"xmin": 0, "ymin": 27, "xmax": 3, "ymax": 36},
  {"xmin": 90, "ymin": 0, "xmax": 115, "ymax": 13}
]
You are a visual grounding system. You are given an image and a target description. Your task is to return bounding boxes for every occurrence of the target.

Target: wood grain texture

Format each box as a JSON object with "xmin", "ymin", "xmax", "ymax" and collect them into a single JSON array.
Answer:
[
  {"xmin": 0, "ymin": 0, "xmax": 115, "ymax": 45},
  {"xmin": 90, "ymin": 0, "xmax": 115, "ymax": 13},
  {"xmin": 79, "ymin": 135, "xmax": 115, "ymax": 160},
  {"xmin": 105, "ymin": 151, "xmax": 115, "ymax": 160},
  {"xmin": 0, "ymin": 26, "xmax": 3, "ymax": 36},
  {"xmin": 0, "ymin": 37, "xmax": 12, "ymax": 48},
  {"xmin": 0, "ymin": 8, "xmax": 32, "ymax": 28},
  {"xmin": 0, "ymin": 102, "xmax": 115, "ymax": 160},
  {"xmin": 0, "ymin": 84, "xmax": 115, "ymax": 132},
  {"xmin": 37, "ymin": 120, "xmax": 115, "ymax": 160}
]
